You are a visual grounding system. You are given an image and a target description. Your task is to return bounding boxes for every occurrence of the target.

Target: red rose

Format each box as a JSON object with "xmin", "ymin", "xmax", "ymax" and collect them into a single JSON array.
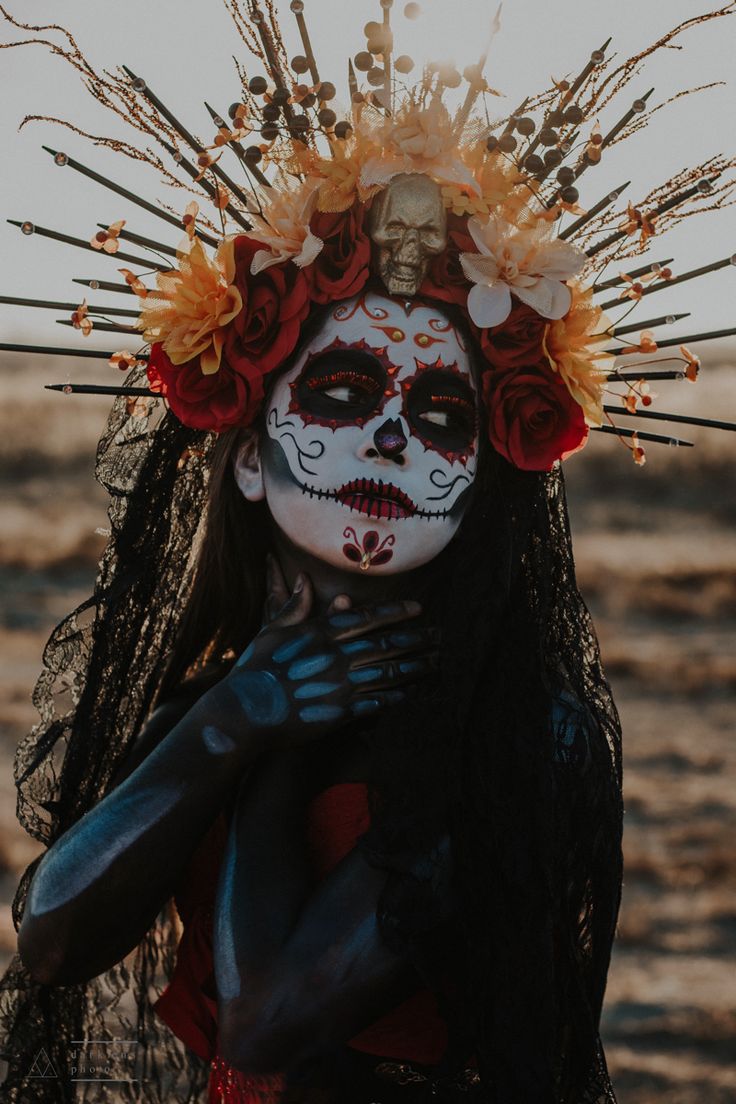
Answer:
[
  {"xmin": 225, "ymin": 235, "xmax": 310, "ymax": 378},
  {"xmin": 147, "ymin": 343, "xmax": 261, "ymax": 433},
  {"xmin": 482, "ymin": 361, "xmax": 589, "ymax": 471},
  {"xmin": 306, "ymin": 202, "xmax": 371, "ymax": 304},
  {"xmin": 419, "ymin": 213, "xmax": 474, "ymax": 308},
  {"xmin": 477, "ymin": 302, "xmax": 547, "ymax": 373}
]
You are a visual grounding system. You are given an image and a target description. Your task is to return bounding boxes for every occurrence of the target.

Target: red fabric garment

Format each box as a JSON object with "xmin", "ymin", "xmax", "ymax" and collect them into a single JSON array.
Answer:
[{"xmin": 152, "ymin": 781, "xmax": 454, "ymax": 1101}]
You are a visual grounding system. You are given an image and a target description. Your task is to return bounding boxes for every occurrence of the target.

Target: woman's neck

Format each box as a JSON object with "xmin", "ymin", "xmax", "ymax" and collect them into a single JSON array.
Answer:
[{"xmin": 271, "ymin": 527, "xmax": 409, "ymax": 612}]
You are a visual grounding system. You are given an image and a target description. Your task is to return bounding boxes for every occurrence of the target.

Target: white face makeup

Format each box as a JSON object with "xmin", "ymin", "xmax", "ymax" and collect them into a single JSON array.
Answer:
[{"xmin": 254, "ymin": 290, "xmax": 479, "ymax": 574}]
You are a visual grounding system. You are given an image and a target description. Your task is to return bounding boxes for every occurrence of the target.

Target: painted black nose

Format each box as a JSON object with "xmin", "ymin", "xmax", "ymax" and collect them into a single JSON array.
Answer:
[{"xmin": 373, "ymin": 417, "xmax": 408, "ymax": 459}]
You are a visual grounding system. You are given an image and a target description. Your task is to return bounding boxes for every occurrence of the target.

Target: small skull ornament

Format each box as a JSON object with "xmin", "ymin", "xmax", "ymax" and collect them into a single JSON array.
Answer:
[{"xmin": 369, "ymin": 172, "xmax": 448, "ymax": 296}]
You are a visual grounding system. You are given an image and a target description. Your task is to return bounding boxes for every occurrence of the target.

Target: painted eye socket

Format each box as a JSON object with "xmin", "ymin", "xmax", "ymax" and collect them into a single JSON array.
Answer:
[
  {"xmin": 408, "ymin": 371, "xmax": 477, "ymax": 448},
  {"xmin": 295, "ymin": 350, "xmax": 388, "ymax": 420}
]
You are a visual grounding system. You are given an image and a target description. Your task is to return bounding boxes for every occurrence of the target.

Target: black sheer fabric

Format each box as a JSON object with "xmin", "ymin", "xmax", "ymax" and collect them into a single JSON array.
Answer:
[{"xmin": 0, "ymin": 358, "xmax": 623, "ymax": 1103}]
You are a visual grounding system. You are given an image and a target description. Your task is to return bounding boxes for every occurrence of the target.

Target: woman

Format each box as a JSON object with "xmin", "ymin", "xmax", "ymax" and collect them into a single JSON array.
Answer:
[{"xmin": 13, "ymin": 283, "xmax": 623, "ymax": 1104}]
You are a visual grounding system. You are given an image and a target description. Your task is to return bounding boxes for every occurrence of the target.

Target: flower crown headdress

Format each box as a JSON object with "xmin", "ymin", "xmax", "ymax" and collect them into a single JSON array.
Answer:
[{"xmin": 2, "ymin": 1, "xmax": 736, "ymax": 470}]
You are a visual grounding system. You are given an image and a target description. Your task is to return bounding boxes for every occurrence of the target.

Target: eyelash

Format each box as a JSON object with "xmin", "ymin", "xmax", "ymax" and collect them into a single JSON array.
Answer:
[
  {"xmin": 429, "ymin": 393, "xmax": 475, "ymax": 416},
  {"xmin": 306, "ymin": 370, "xmax": 381, "ymax": 395}
]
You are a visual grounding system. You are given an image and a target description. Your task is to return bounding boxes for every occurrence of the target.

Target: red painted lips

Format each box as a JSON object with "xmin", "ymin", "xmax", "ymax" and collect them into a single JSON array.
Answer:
[{"xmin": 336, "ymin": 477, "xmax": 417, "ymax": 520}]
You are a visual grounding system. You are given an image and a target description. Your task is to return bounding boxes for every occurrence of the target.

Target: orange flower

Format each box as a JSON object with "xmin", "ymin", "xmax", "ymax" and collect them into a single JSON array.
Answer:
[
  {"xmin": 680, "ymin": 344, "xmax": 700, "ymax": 381},
  {"xmin": 631, "ymin": 433, "xmax": 646, "ymax": 466},
  {"xmin": 636, "ymin": 329, "xmax": 658, "ymax": 354},
  {"xmin": 543, "ymin": 283, "xmax": 612, "ymax": 426},
  {"xmin": 119, "ymin": 268, "xmax": 149, "ymax": 298},
  {"xmin": 126, "ymin": 395, "xmax": 154, "ymax": 417},
  {"xmin": 621, "ymin": 203, "xmax": 657, "ymax": 245},
  {"xmin": 71, "ymin": 299, "xmax": 93, "ymax": 336},
  {"xmin": 618, "ymin": 273, "xmax": 644, "ymax": 302},
  {"xmin": 109, "ymin": 350, "xmax": 145, "ymax": 371},
  {"xmin": 138, "ymin": 237, "xmax": 242, "ymax": 375},
  {"xmin": 194, "ymin": 149, "xmax": 222, "ymax": 181},
  {"xmin": 91, "ymin": 219, "xmax": 125, "ymax": 253},
  {"xmin": 182, "ymin": 201, "xmax": 199, "ymax": 240}
]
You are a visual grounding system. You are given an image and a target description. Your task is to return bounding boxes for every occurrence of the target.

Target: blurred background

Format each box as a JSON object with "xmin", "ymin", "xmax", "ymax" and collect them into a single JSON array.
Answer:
[{"xmin": 1, "ymin": 3, "xmax": 735, "ymax": 1101}]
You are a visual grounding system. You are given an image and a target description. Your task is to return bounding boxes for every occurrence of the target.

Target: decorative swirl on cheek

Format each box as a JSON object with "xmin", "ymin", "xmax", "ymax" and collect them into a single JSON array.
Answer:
[
  {"xmin": 425, "ymin": 466, "xmax": 476, "ymax": 502},
  {"xmin": 267, "ymin": 406, "xmax": 326, "ymax": 476}
]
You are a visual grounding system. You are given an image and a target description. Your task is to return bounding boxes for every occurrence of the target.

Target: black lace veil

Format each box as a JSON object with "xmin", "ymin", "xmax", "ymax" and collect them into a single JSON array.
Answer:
[{"xmin": 0, "ymin": 368, "xmax": 215, "ymax": 1102}]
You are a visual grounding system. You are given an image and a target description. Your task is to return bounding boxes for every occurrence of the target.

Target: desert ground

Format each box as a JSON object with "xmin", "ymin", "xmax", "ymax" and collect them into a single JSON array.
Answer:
[{"xmin": 0, "ymin": 350, "xmax": 734, "ymax": 1102}]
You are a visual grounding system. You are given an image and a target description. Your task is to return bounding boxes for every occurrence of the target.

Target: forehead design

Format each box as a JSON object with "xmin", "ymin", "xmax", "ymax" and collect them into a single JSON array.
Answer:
[{"xmin": 290, "ymin": 291, "xmax": 474, "ymax": 387}]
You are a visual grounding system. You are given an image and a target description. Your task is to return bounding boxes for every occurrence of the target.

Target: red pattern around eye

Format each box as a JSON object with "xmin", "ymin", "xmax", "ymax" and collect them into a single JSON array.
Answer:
[
  {"xmin": 288, "ymin": 335, "xmax": 399, "ymax": 431},
  {"xmin": 400, "ymin": 357, "xmax": 477, "ymax": 466}
]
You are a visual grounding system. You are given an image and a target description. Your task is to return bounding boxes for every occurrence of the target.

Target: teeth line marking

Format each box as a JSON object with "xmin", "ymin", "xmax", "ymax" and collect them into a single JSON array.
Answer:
[{"xmin": 297, "ymin": 478, "xmax": 452, "ymax": 520}]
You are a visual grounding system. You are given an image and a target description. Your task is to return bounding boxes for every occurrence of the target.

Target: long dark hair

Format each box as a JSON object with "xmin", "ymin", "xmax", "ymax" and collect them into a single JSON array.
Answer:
[{"xmin": 156, "ymin": 299, "xmax": 624, "ymax": 1101}]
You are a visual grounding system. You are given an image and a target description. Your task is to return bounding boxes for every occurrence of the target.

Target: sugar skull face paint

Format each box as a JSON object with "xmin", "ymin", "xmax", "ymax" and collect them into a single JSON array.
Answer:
[{"xmin": 257, "ymin": 290, "xmax": 479, "ymax": 574}]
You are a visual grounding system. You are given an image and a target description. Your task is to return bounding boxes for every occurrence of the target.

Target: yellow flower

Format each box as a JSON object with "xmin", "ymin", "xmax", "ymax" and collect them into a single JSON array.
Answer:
[
  {"xmin": 138, "ymin": 238, "xmax": 242, "ymax": 375},
  {"xmin": 543, "ymin": 283, "xmax": 613, "ymax": 426}
]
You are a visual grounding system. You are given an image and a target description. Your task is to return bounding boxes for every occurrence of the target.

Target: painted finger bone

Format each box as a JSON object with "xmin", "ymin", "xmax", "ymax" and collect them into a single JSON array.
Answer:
[{"xmin": 369, "ymin": 173, "xmax": 448, "ymax": 296}]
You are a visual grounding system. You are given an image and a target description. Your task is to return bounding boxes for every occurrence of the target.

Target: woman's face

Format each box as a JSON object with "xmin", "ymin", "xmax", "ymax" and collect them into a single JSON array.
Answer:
[{"xmin": 249, "ymin": 290, "xmax": 480, "ymax": 574}]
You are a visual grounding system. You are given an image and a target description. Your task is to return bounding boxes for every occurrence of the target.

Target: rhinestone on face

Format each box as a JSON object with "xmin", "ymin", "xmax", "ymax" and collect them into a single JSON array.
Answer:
[
  {"xmin": 132, "ymin": 77, "xmax": 146, "ymax": 92},
  {"xmin": 20, "ymin": 221, "xmax": 34, "ymax": 235}
]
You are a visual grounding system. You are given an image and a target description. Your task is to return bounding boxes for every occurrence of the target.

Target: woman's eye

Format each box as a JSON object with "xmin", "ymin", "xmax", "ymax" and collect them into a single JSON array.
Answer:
[
  {"xmin": 420, "ymin": 409, "xmax": 452, "ymax": 427},
  {"xmin": 308, "ymin": 371, "xmax": 380, "ymax": 404},
  {"xmin": 323, "ymin": 384, "xmax": 365, "ymax": 403},
  {"xmin": 419, "ymin": 394, "xmax": 476, "ymax": 434}
]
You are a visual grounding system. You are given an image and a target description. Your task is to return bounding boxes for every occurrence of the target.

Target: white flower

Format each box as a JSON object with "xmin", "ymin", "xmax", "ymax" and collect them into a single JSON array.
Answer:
[
  {"xmin": 460, "ymin": 215, "xmax": 586, "ymax": 329},
  {"xmin": 247, "ymin": 181, "xmax": 324, "ymax": 274}
]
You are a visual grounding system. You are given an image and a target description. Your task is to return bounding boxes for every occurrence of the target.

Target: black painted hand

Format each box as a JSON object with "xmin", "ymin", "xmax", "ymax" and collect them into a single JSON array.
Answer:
[{"xmin": 218, "ymin": 566, "xmax": 438, "ymax": 750}]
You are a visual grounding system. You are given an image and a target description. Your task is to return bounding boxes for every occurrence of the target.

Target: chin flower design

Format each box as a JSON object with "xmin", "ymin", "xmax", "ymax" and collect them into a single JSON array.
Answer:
[
  {"xmin": 460, "ymin": 215, "xmax": 586, "ymax": 329},
  {"xmin": 247, "ymin": 182, "xmax": 325, "ymax": 273},
  {"xmin": 138, "ymin": 237, "xmax": 242, "ymax": 375},
  {"xmin": 543, "ymin": 284, "xmax": 613, "ymax": 426}
]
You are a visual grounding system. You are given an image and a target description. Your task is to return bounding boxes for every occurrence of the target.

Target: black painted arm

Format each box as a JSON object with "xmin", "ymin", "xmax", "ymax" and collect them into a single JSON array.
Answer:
[{"xmin": 17, "ymin": 683, "xmax": 259, "ymax": 987}]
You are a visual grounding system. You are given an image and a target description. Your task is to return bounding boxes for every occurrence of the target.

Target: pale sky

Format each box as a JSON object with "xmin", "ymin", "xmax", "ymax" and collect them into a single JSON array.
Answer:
[{"xmin": 1, "ymin": 0, "xmax": 735, "ymax": 347}]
